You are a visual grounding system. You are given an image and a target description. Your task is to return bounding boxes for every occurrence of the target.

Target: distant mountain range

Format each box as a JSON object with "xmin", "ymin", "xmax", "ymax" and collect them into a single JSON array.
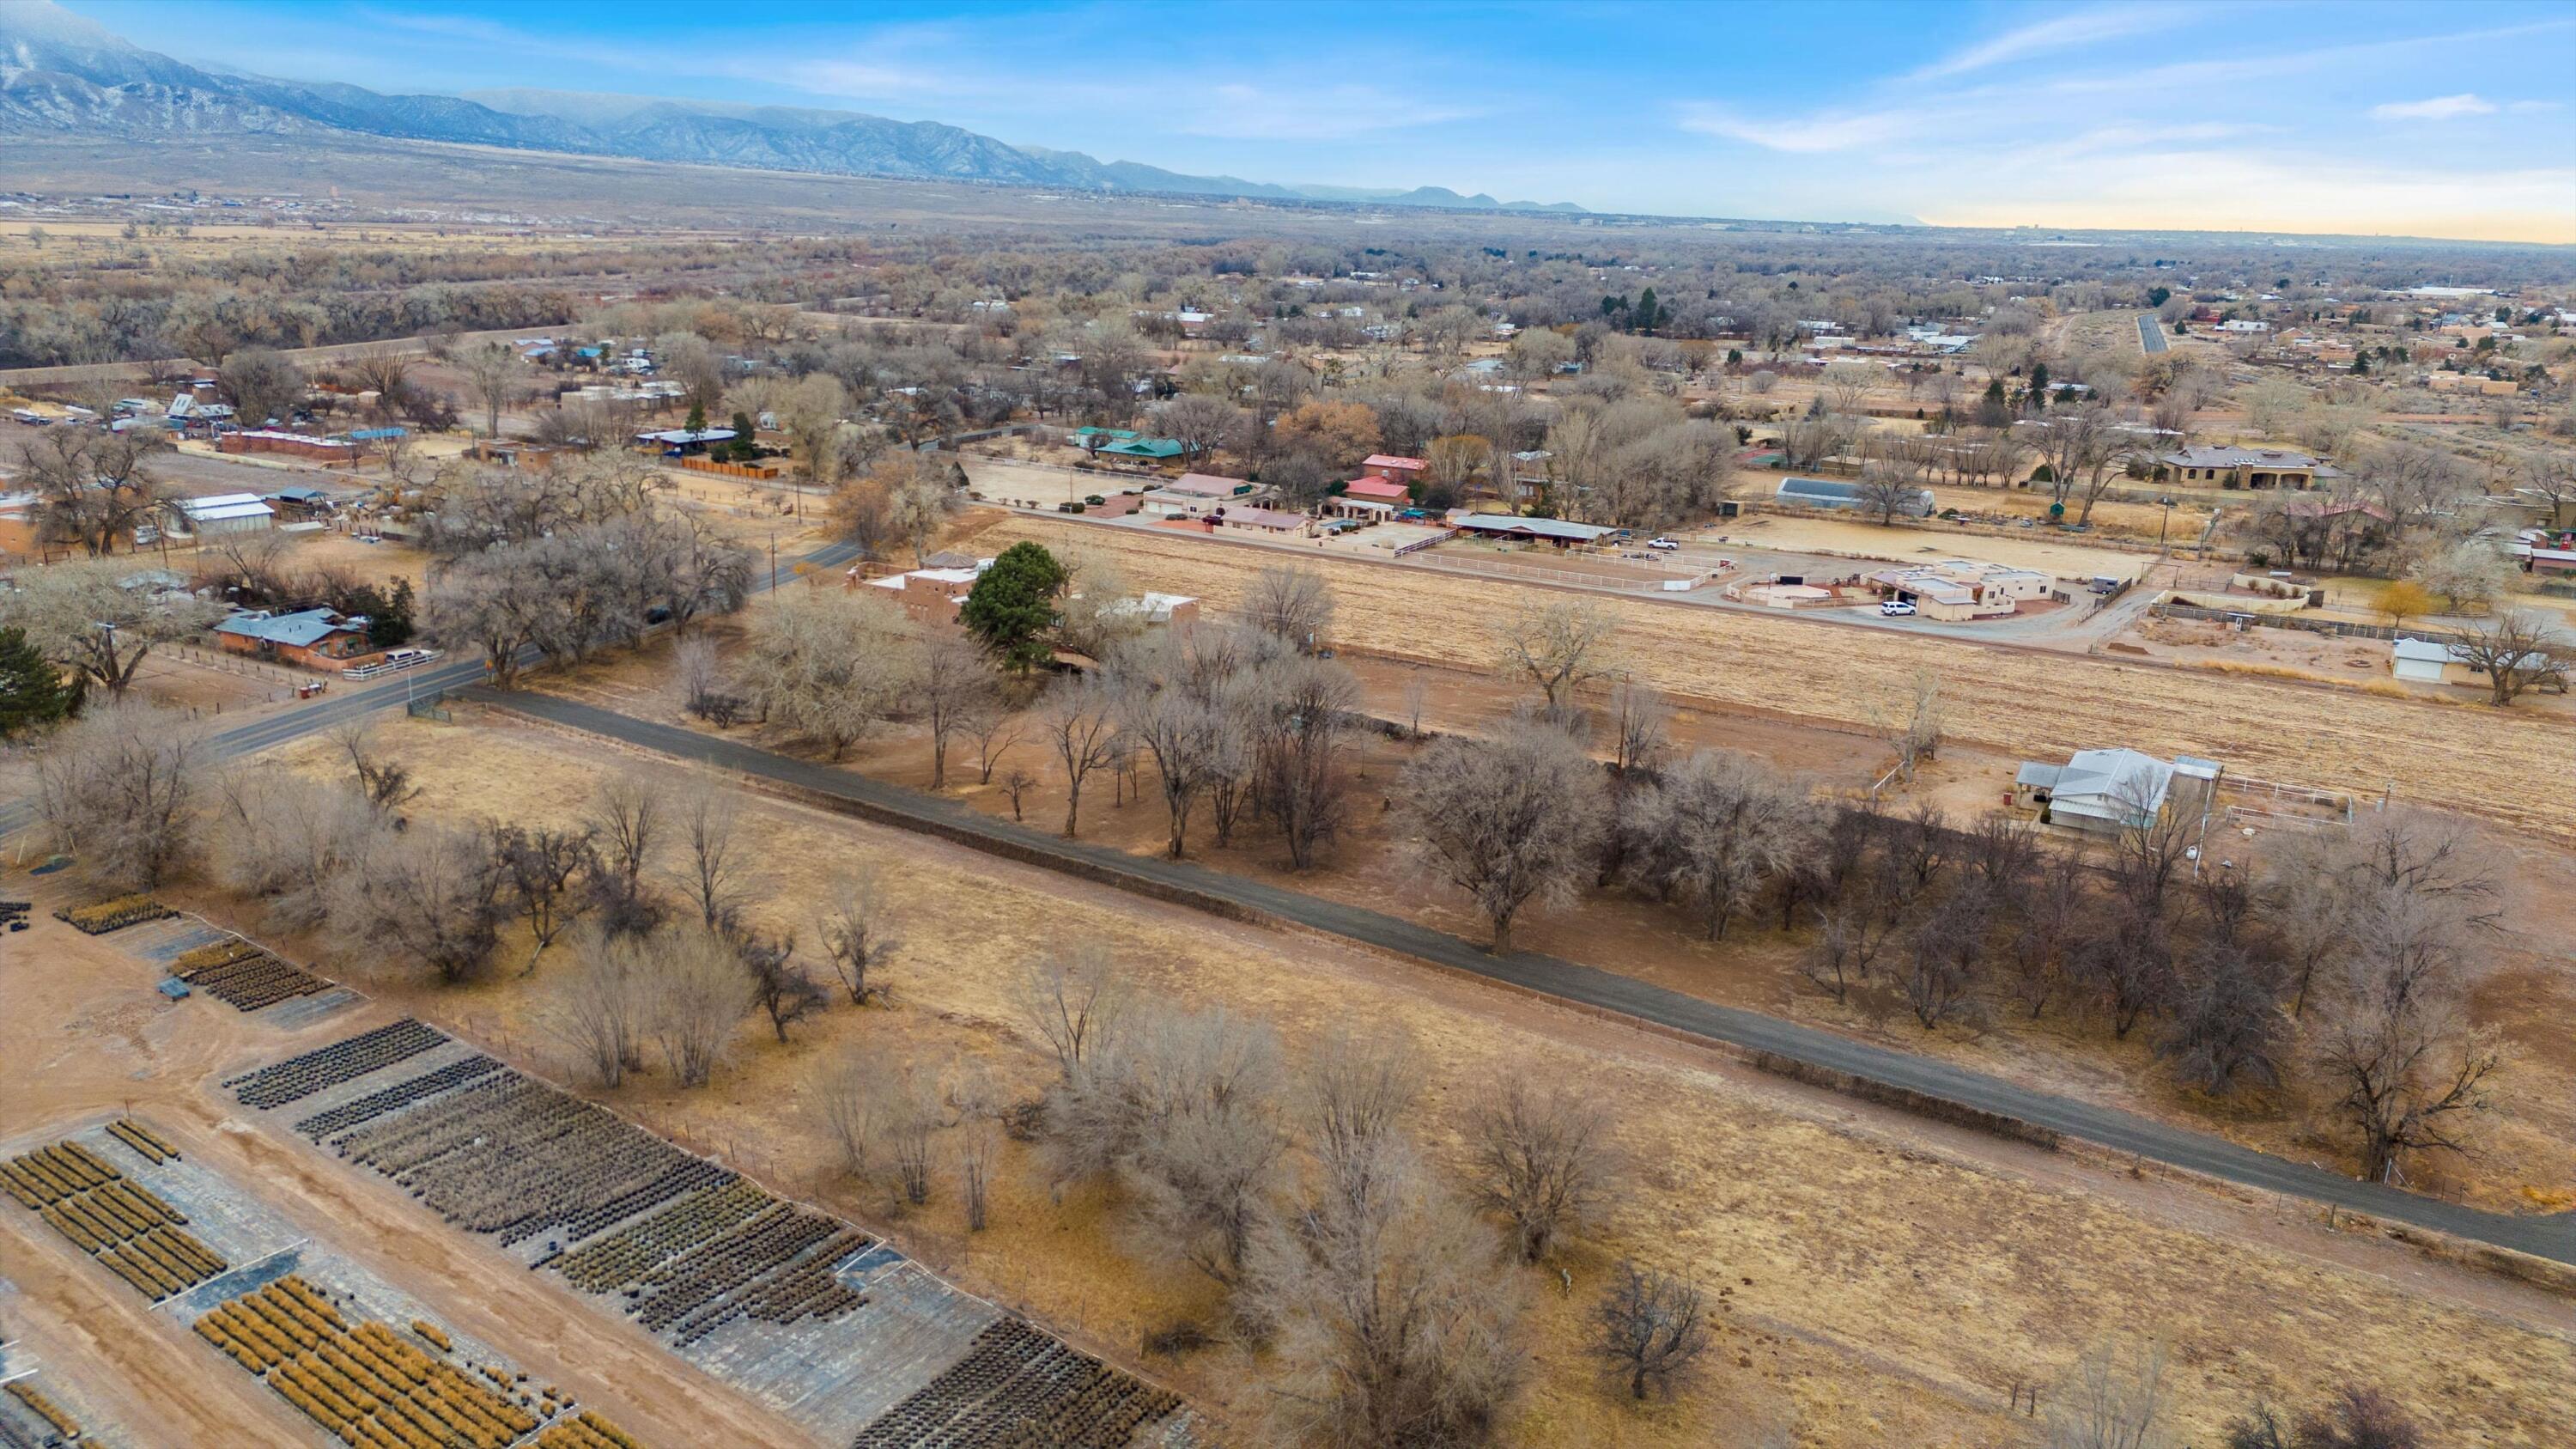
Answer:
[{"xmin": 0, "ymin": 2, "xmax": 1586, "ymax": 213}]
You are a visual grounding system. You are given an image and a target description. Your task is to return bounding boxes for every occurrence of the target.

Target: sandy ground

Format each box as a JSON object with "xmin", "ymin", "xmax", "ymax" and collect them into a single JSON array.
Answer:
[
  {"xmin": 2111, "ymin": 614, "xmax": 2575, "ymax": 716},
  {"xmin": 1712, "ymin": 507, "xmax": 2165, "ymax": 581},
  {"xmin": 0, "ymin": 884, "xmax": 821, "ymax": 1448},
  {"xmin": 197, "ymin": 711, "xmax": 2576, "ymax": 1447},
  {"xmin": 981, "ymin": 515, "xmax": 2576, "ymax": 843},
  {"xmin": 538, "ymin": 623, "xmax": 2576, "ymax": 1217},
  {"xmin": 961, "ymin": 455, "xmax": 1167, "ymax": 510}
]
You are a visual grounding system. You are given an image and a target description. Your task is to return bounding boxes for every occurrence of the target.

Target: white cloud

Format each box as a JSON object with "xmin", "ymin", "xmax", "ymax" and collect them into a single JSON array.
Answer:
[
  {"xmin": 2370, "ymin": 94, "xmax": 2499, "ymax": 121},
  {"xmin": 1675, "ymin": 102, "xmax": 1919, "ymax": 153},
  {"xmin": 1911, "ymin": 7, "xmax": 2169, "ymax": 80}
]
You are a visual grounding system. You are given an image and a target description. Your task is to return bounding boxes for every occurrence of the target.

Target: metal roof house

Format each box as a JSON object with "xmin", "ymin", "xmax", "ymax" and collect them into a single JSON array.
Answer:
[
  {"xmin": 2013, "ymin": 748, "xmax": 2169, "ymax": 834},
  {"xmin": 1096, "ymin": 435, "xmax": 1187, "ymax": 461},
  {"xmin": 1774, "ymin": 476, "xmax": 1935, "ymax": 517},
  {"xmin": 635, "ymin": 428, "xmax": 736, "ymax": 453},
  {"xmin": 214, "ymin": 608, "xmax": 373, "ymax": 668}
]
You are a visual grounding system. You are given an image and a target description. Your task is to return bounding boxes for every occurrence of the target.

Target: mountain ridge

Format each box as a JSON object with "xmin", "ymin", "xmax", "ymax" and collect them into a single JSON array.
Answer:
[{"xmin": 0, "ymin": 3, "xmax": 1587, "ymax": 213}]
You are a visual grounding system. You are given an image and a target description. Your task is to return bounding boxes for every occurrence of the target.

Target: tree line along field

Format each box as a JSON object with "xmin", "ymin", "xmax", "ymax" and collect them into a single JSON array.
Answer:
[
  {"xmin": 243, "ymin": 715, "xmax": 2576, "ymax": 1449},
  {"xmin": 986, "ymin": 517, "xmax": 2573, "ymax": 840}
]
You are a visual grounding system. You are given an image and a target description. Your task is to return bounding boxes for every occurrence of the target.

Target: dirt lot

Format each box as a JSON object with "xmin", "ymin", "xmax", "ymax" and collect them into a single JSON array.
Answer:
[
  {"xmin": 195, "ymin": 713, "xmax": 2576, "ymax": 1447},
  {"xmin": 2112, "ymin": 614, "xmax": 2575, "ymax": 716},
  {"xmin": 962, "ymin": 454, "xmax": 1165, "ymax": 510},
  {"xmin": 1712, "ymin": 503, "xmax": 2165, "ymax": 581},
  {"xmin": 983, "ymin": 515, "xmax": 2576, "ymax": 841}
]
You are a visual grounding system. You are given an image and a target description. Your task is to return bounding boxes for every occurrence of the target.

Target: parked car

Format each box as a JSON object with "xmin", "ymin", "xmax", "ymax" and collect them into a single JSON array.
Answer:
[
  {"xmin": 1647, "ymin": 537, "xmax": 1680, "ymax": 551},
  {"xmin": 1880, "ymin": 599, "xmax": 1917, "ymax": 617}
]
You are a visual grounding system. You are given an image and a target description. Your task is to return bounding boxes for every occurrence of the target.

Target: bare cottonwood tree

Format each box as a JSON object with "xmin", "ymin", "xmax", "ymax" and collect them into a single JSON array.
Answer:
[
  {"xmin": 339, "ymin": 820, "xmax": 507, "ymax": 984},
  {"xmin": 2155, "ymin": 942, "xmax": 2288, "ymax": 1094},
  {"xmin": 1048, "ymin": 1004, "xmax": 1288, "ymax": 1289},
  {"xmin": 969, "ymin": 704, "xmax": 1023, "ymax": 786},
  {"xmin": 1874, "ymin": 667, "xmax": 1945, "ymax": 782},
  {"xmin": 2313, "ymin": 953, "xmax": 2498, "ymax": 1184},
  {"xmin": 1110, "ymin": 643, "xmax": 1228, "ymax": 858},
  {"xmin": 1249, "ymin": 1130, "xmax": 1524, "ymax": 1446},
  {"xmin": 207, "ymin": 772, "xmax": 380, "ymax": 935},
  {"xmin": 545, "ymin": 927, "xmax": 649, "ymax": 1087},
  {"xmin": 586, "ymin": 768, "xmax": 660, "ymax": 931},
  {"xmin": 2448, "ymin": 612, "xmax": 2566, "ymax": 707},
  {"xmin": 815, "ymin": 867, "xmax": 901, "ymax": 1005},
  {"xmin": 739, "ymin": 588, "xmax": 923, "ymax": 759},
  {"xmin": 1592, "ymin": 1260, "xmax": 1710, "ymax": 1402},
  {"xmin": 332, "ymin": 720, "xmax": 418, "ymax": 813},
  {"xmin": 1604, "ymin": 678, "xmax": 1668, "ymax": 778},
  {"xmin": 816, "ymin": 1046, "xmax": 890, "ymax": 1178},
  {"xmin": 951, "ymin": 1062, "xmax": 1004, "ymax": 1231},
  {"xmin": 1251, "ymin": 655, "xmax": 1358, "ymax": 870},
  {"xmin": 1014, "ymin": 941, "xmax": 1128, "ymax": 1085},
  {"xmin": 1040, "ymin": 674, "xmax": 1121, "ymax": 837},
  {"xmin": 1466, "ymin": 1076, "xmax": 1613, "ymax": 1263},
  {"xmin": 16, "ymin": 427, "xmax": 174, "ymax": 557},
  {"xmin": 496, "ymin": 823, "xmax": 596, "ymax": 973},
  {"xmin": 1242, "ymin": 566, "xmax": 1336, "ymax": 652},
  {"xmin": 916, "ymin": 631, "xmax": 997, "ymax": 788},
  {"xmin": 1627, "ymin": 748, "xmax": 1814, "ymax": 940},
  {"xmin": 34, "ymin": 700, "xmax": 204, "ymax": 890},
  {"xmin": 737, "ymin": 927, "xmax": 823, "ymax": 1043},
  {"xmin": 643, "ymin": 923, "xmax": 750, "ymax": 1088},
  {"xmin": 0, "ymin": 557, "xmax": 225, "ymax": 695},
  {"xmin": 1498, "ymin": 595, "xmax": 1617, "ymax": 709},
  {"xmin": 669, "ymin": 778, "xmax": 756, "ymax": 930},
  {"xmin": 1399, "ymin": 721, "xmax": 1607, "ymax": 952},
  {"xmin": 458, "ymin": 341, "xmax": 519, "ymax": 438},
  {"xmin": 2045, "ymin": 1338, "xmax": 2172, "ymax": 1449}
]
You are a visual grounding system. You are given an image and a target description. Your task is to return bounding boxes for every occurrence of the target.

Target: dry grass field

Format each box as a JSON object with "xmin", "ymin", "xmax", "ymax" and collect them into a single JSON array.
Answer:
[
  {"xmin": 225, "ymin": 715, "xmax": 2576, "ymax": 1448},
  {"xmin": 985, "ymin": 516, "xmax": 2576, "ymax": 840}
]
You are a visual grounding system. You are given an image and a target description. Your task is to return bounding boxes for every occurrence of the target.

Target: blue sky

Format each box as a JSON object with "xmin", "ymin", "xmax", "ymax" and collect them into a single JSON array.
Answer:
[{"xmin": 64, "ymin": 0, "xmax": 2576, "ymax": 240}]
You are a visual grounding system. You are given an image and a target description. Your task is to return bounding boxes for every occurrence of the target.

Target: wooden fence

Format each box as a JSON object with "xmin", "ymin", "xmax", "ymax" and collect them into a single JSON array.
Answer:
[{"xmin": 677, "ymin": 457, "xmax": 781, "ymax": 481}]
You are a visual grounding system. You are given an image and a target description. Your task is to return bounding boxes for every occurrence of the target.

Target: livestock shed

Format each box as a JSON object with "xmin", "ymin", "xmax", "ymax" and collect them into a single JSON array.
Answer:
[
  {"xmin": 1453, "ymin": 514, "xmax": 1614, "ymax": 546},
  {"xmin": 177, "ymin": 492, "xmax": 276, "ymax": 536}
]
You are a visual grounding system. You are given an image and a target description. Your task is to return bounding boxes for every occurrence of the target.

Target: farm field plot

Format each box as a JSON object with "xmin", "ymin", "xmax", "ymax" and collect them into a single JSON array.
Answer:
[
  {"xmin": 987, "ymin": 517, "xmax": 2575, "ymax": 839},
  {"xmin": 0, "ymin": 1117, "xmax": 640, "ymax": 1449},
  {"xmin": 234, "ymin": 1023, "xmax": 1194, "ymax": 1448}
]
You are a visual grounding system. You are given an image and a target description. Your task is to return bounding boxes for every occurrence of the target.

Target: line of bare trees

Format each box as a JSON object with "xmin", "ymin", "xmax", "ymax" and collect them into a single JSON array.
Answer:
[{"xmin": 422, "ymin": 455, "xmax": 753, "ymax": 688}]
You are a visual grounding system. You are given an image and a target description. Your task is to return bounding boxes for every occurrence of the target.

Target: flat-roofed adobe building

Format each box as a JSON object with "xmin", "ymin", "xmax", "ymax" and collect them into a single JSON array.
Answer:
[{"xmin": 2158, "ymin": 446, "xmax": 2331, "ymax": 490}]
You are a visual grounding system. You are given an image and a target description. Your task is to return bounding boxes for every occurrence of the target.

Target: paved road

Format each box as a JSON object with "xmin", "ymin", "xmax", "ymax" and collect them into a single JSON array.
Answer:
[
  {"xmin": 0, "ymin": 539, "xmax": 861, "ymax": 841},
  {"xmin": 484, "ymin": 689, "xmax": 2576, "ymax": 1270},
  {"xmin": 2137, "ymin": 313, "xmax": 2168, "ymax": 355}
]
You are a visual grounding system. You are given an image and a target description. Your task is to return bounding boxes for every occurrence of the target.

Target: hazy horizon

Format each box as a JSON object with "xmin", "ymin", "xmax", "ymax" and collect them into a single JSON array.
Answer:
[{"xmin": 46, "ymin": 0, "xmax": 2576, "ymax": 243}]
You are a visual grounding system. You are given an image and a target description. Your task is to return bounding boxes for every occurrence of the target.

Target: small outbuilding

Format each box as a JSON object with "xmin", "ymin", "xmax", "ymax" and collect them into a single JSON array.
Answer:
[{"xmin": 177, "ymin": 493, "xmax": 276, "ymax": 537}]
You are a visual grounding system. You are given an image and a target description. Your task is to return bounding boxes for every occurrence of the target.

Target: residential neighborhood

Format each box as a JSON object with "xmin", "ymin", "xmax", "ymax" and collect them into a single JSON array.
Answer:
[{"xmin": 0, "ymin": 3, "xmax": 2569, "ymax": 1449}]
